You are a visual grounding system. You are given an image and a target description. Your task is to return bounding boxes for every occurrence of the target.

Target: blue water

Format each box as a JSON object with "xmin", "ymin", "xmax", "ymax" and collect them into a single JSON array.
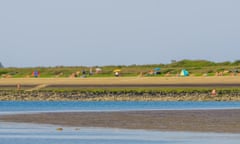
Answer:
[
  {"xmin": 0, "ymin": 101, "xmax": 240, "ymax": 144},
  {"xmin": 0, "ymin": 101, "xmax": 240, "ymax": 114},
  {"xmin": 0, "ymin": 122, "xmax": 240, "ymax": 144}
]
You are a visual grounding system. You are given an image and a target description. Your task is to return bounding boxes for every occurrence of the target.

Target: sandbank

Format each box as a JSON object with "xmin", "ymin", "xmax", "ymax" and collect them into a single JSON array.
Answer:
[{"xmin": 1, "ymin": 109, "xmax": 240, "ymax": 133}]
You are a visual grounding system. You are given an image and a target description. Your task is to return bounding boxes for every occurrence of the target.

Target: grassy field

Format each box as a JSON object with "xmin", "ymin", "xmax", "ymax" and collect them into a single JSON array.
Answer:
[{"xmin": 1, "ymin": 60, "xmax": 240, "ymax": 78}]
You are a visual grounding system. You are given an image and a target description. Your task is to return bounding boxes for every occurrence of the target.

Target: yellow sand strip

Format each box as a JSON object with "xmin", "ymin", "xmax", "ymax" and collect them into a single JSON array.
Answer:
[
  {"xmin": 0, "ymin": 76, "xmax": 240, "ymax": 86},
  {"xmin": 25, "ymin": 84, "xmax": 48, "ymax": 92}
]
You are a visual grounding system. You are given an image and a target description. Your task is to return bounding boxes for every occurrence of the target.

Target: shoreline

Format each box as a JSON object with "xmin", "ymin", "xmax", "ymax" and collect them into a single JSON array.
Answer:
[
  {"xmin": 0, "ymin": 77, "xmax": 240, "ymax": 101},
  {"xmin": 1, "ymin": 88, "xmax": 240, "ymax": 101},
  {"xmin": 1, "ymin": 109, "xmax": 240, "ymax": 133}
]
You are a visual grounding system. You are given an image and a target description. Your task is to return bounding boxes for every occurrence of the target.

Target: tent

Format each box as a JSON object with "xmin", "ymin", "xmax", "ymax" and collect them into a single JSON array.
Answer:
[
  {"xmin": 32, "ymin": 71, "xmax": 40, "ymax": 78},
  {"xmin": 154, "ymin": 67, "xmax": 161, "ymax": 75},
  {"xmin": 95, "ymin": 68, "xmax": 102, "ymax": 73},
  {"xmin": 180, "ymin": 69, "xmax": 189, "ymax": 76}
]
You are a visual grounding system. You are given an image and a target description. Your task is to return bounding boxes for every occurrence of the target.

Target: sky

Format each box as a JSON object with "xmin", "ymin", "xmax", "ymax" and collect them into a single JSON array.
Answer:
[{"xmin": 0, "ymin": 0, "xmax": 240, "ymax": 67}]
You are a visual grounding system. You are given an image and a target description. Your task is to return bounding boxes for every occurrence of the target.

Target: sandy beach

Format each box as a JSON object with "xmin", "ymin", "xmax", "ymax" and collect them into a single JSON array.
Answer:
[
  {"xmin": 1, "ymin": 77, "xmax": 240, "ymax": 132},
  {"xmin": 1, "ymin": 109, "xmax": 240, "ymax": 133},
  {"xmin": 1, "ymin": 76, "xmax": 240, "ymax": 89},
  {"xmin": 0, "ymin": 76, "xmax": 240, "ymax": 85}
]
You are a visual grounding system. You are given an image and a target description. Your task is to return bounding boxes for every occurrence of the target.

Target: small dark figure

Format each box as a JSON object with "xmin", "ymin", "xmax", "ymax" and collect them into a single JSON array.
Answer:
[{"xmin": 82, "ymin": 70, "xmax": 86, "ymax": 75}]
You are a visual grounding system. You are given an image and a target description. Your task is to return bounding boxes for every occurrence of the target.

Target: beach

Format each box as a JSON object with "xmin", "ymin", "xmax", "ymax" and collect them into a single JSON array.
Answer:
[
  {"xmin": 1, "ymin": 77, "xmax": 240, "ymax": 88},
  {"xmin": 1, "ymin": 109, "xmax": 240, "ymax": 133},
  {"xmin": 1, "ymin": 77, "xmax": 240, "ymax": 101},
  {"xmin": 1, "ymin": 77, "xmax": 240, "ymax": 133}
]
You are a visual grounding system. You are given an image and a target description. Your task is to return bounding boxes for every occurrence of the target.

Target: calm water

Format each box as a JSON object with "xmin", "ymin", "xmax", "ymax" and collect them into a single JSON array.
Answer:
[
  {"xmin": 1, "ymin": 101, "xmax": 240, "ymax": 114},
  {"xmin": 0, "ymin": 122, "xmax": 240, "ymax": 144},
  {"xmin": 0, "ymin": 101, "xmax": 240, "ymax": 144}
]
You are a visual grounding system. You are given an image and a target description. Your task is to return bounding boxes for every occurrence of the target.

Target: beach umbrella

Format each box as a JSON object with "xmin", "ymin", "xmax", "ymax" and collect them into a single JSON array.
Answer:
[
  {"xmin": 113, "ymin": 69, "xmax": 121, "ymax": 72},
  {"xmin": 96, "ymin": 68, "xmax": 102, "ymax": 71},
  {"xmin": 154, "ymin": 67, "xmax": 161, "ymax": 71}
]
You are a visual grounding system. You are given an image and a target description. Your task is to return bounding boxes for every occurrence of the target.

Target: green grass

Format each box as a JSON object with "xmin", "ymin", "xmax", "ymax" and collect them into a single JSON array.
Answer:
[
  {"xmin": 1, "ymin": 59, "xmax": 240, "ymax": 78},
  {"xmin": 37, "ymin": 87, "xmax": 240, "ymax": 94},
  {"xmin": 3, "ymin": 87, "xmax": 240, "ymax": 95}
]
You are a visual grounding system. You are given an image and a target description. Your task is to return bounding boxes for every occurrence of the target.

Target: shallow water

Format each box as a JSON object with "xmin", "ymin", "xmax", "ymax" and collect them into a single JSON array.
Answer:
[
  {"xmin": 0, "ymin": 101, "xmax": 240, "ymax": 114},
  {"xmin": 0, "ymin": 101, "xmax": 240, "ymax": 143},
  {"xmin": 0, "ymin": 122, "xmax": 240, "ymax": 144}
]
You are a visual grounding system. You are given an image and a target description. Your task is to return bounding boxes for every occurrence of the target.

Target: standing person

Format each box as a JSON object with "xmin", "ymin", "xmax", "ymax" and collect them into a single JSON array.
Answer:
[
  {"xmin": 115, "ymin": 71, "xmax": 119, "ymax": 77},
  {"xmin": 82, "ymin": 70, "xmax": 87, "ymax": 78},
  {"xmin": 89, "ymin": 68, "xmax": 93, "ymax": 75}
]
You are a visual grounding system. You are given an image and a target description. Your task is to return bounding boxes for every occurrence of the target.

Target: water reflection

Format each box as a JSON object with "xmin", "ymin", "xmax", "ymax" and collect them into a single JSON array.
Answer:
[{"xmin": 0, "ymin": 122, "xmax": 239, "ymax": 144}]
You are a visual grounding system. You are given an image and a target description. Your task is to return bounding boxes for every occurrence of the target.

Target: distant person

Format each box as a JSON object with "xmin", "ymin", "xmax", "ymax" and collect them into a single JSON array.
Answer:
[
  {"xmin": 82, "ymin": 70, "xmax": 86, "ymax": 75},
  {"xmin": 211, "ymin": 89, "xmax": 217, "ymax": 96},
  {"xmin": 17, "ymin": 83, "xmax": 21, "ymax": 90},
  {"xmin": 115, "ymin": 72, "xmax": 119, "ymax": 77},
  {"xmin": 82, "ymin": 70, "xmax": 87, "ymax": 78},
  {"xmin": 89, "ymin": 68, "xmax": 93, "ymax": 75}
]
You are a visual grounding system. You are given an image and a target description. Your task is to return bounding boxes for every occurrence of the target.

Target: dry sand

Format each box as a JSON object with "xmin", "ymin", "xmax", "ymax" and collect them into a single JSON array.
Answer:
[
  {"xmin": 0, "ymin": 76, "xmax": 240, "ymax": 87},
  {"xmin": 1, "ymin": 109, "xmax": 240, "ymax": 133}
]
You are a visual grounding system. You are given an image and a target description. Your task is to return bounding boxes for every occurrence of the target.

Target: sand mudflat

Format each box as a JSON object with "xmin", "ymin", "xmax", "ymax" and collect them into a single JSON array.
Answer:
[{"xmin": 1, "ymin": 109, "xmax": 240, "ymax": 133}]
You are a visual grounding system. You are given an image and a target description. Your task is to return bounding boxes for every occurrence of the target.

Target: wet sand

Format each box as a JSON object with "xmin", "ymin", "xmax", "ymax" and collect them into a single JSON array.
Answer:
[{"xmin": 1, "ymin": 109, "xmax": 240, "ymax": 133}]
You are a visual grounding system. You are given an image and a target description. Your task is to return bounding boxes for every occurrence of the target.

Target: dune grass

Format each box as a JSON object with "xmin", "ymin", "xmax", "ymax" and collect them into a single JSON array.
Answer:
[{"xmin": 1, "ymin": 60, "xmax": 240, "ymax": 78}]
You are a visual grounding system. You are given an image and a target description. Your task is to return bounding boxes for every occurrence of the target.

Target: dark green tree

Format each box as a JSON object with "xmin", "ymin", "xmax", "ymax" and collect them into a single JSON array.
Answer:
[{"xmin": 233, "ymin": 60, "xmax": 240, "ymax": 65}]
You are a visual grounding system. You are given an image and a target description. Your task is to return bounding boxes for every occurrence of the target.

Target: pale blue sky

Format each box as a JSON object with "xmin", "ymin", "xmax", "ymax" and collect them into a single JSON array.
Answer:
[{"xmin": 0, "ymin": 0, "xmax": 240, "ymax": 67}]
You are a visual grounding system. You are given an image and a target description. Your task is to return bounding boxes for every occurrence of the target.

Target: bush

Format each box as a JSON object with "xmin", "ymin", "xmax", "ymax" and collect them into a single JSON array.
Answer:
[
  {"xmin": 169, "ymin": 59, "xmax": 216, "ymax": 67},
  {"xmin": 0, "ymin": 71, "xmax": 8, "ymax": 75},
  {"xmin": 232, "ymin": 60, "xmax": 240, "ymax": 65},
  {"xmin": 207, "ymin": 69, "xmax": 214, "ymax": 73}
]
